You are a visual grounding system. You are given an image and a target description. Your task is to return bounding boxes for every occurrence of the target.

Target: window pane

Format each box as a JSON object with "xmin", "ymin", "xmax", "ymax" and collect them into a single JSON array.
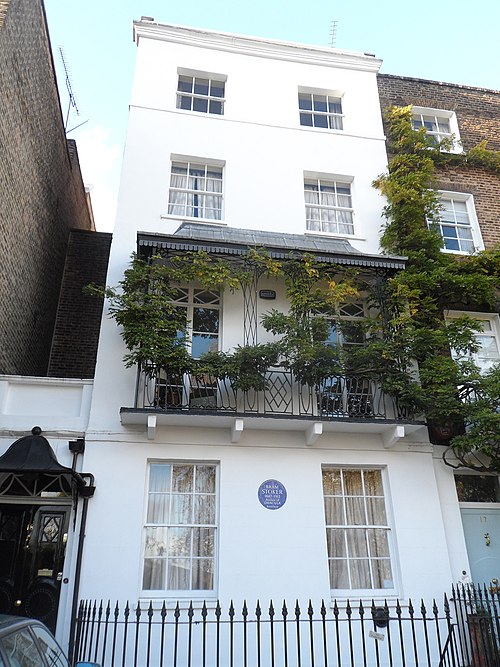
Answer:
[
  {"xmin": 209, "ymin": 100, "xmax": 223, "ymax": 114},
  {"xmin": 372, "ymin": 559, "xmax": 394, "ymax": 589},
  {"xmin": 147, "ymin": 494, "xmax": 170, "ymax": 523},
  {"xmin": 143, "ymin": 558, "xmax": 166, "ymax": 589},
  {"xmin": 322, "ymin": 468, "xmax": 342, "ymax": 495},
  {"xmin": 192, "ymin": 558, "xmax": 214, "ymax": 589},
  {"xmin": 327, "ymin": 528, "xmax": 346, "ymax": 557},
  {"xmin": 345, "ymin": 497, "xmax": 366, "ymax": 524},
  {"xmin": 313, "ymin": 95, "xmax": 327, "ymax": 112},
  {"xmin": 196, "ymin": 465, "xmax": 216, "ymax": 493},
  {"xmin": 194, "ymin": 494, "xmax": 216, "ymax": 524},
  {"xmin": 168, "ymin": 527, "xmax": 191, "ymax": 556},
  {"xmin": 300, "ymin": 112, "xmax": 313, "ymax": 126},
  {"xmin": 168, "ymin": 558, "xmax": 190, "ymax": 589},
  {"xmin": 210, "ymin": 81, "xmax": 225, "ymax": 97},
  {"xmin": 346, "ymin": 528, "xmax": 368, "ymax": 557},
  {"xmin": 343, "ymin": 470, "xmax": 363, "ymax": 495},
  {"xmin": 192, "ymin": 333, "xmax": 218, "ymax": 357},
  {"xmin": 328, "ymin": 99, "xmax": 342, "ymax": 114},
  {"xmin": 172, "ymin": 465, "xmax": 193, "ymax": 492},
  {"xmin": 324, "ymin": 497, "xmax": 344, "ymax": 524},
  {"xmin": 313, "ymin": 114, "xmax": 328, "ymax": 128},
  {"xmin": 194, "ymin": 78, "xmax": 209, "ymax": 95},
  {"xmin": 367, "ymin": 529, "xmax": 390, "ymax": 557},
  {"xmin": 193, "ymin": 308, "xmax": 219, "ymax": 333},
  {"xmin": 330, "ymin": 559, "xmax": 349, "ymax": 588},
  {"xmin": 178, "ymin": 76, "xmax": 193, "ymax": 92},
  {"xmin": 363, "ymin": 470, "xmax": 384, "ymax": 496},
  {"xmin": 366, "ymin": 498, "xmax": 387, "ymax": 525},
  {"xmin": 170, "ymin": 494, "xmax": 192, "ymax": 524},
  {"xmin": 193, "ymin": 97, "xmax": 208, "ymax": 113},
  {"xmin": 178, "ymin": 95, "xmax": 192, "ymax": 111},
  {"xmin": 455, "ymin": 475, "xmax": 500, "ymax": 502},
  {"xmin": 145, "ymin": 527, "xmax": 168, "ymax": 557},
  {"xmin": 193, "ymin": 527, "xmax": 215, "ymax": 557},
  {"xmin": 329, "ymin": 115, "xmax": 343, "ymax": 130},
  {"xmin": 298, "ymin": 94, "xmax": 312, "ymax": 110},
  {"xmin": 149, "ymin": 464, "xmax": 171, "ymax": 492},
  {"xmin": 350, "ymin": 559, "xmax": 371, "ymax": 588}
]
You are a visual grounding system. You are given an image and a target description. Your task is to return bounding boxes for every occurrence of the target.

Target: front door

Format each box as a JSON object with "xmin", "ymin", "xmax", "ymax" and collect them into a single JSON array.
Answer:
[
  {"xmin": 0, "ymin": 503, "xmax": 70, "ymax": 632},
  {"xmin": 461, "ymin": 507, "xmax": 500, "ymax": 585}
]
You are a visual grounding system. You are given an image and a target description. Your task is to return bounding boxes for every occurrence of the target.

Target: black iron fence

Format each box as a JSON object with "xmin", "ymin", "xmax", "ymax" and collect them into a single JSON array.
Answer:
[
  {"xmin": 74, "ymin": 596, "xmax": 462, "ymax": 667},
  {"xmin": 135, "ymin": 367, "xmax": 419, "ymax": 423},
  {"xmin": 451, "ymin": 583, "xmax": 500, "ymax": 667}
]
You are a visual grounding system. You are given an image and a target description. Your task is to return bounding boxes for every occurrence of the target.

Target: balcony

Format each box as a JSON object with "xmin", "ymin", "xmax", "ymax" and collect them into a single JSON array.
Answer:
[{"xmin": 121, "ymin": 367, "xmax": 425, "ymax": 442}]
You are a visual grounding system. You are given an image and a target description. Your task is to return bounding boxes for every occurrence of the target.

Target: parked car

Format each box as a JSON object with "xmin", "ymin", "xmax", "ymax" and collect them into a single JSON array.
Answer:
[{"xmin": 0, "ymin": 615, "xmax": 100, "ymax": 667}]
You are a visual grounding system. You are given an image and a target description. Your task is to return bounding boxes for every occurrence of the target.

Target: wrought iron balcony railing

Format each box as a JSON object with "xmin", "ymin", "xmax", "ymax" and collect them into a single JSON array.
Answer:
[{"xmin": 134, "ymin": 367, "xmax": 419, "ymax": 422}]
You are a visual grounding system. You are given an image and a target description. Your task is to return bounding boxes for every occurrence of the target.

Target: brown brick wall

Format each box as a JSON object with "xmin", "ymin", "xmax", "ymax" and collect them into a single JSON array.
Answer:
[
  {"xmin": 48, "ymin": 231, "xmax": 111, "ymax": 379},
  {"xmin": 0, "ymin": 0, "xmax": 93, "ymax": 376},
  {"xmin": 377, "ymin": 74, "xmax": 500, "ymax": 250},
  {"xmin": 377, "ymin": 74, "xmax": 500, "ymax": 151}
]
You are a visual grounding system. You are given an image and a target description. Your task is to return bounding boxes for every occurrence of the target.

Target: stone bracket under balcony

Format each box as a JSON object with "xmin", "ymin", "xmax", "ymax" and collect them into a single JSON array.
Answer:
[{"xmin": 120, "ymin": 408, "xmax": 425, "ymax": 446}]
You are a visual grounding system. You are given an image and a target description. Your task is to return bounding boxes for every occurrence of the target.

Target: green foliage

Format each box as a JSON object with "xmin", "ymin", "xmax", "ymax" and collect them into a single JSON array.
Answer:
[
  {"xmin": 446, "ymin": 367, "xmax": 500, "ymax": 472},
  {"xmin": 373, "ymin": 105, "xmax": 500, "ymax": 467},
  {"xmin": 92, "ymin": 252, "xmax": 251, "ymax": 376},
  {"xmin": 259, "ymin": 255, "xmax": 359, "ymax": 385}
]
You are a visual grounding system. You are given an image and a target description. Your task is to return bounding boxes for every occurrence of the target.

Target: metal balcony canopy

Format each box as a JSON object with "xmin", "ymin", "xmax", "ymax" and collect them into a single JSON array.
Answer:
[{"xmin": 137, "ymin": 223, "xmax": 407, "ymax": 270}]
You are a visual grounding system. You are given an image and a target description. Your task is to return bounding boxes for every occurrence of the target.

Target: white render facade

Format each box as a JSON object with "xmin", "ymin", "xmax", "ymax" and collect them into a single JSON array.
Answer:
[{"xmin": 75, "ymin": 19, "xmax": 476, "ymax": 616}]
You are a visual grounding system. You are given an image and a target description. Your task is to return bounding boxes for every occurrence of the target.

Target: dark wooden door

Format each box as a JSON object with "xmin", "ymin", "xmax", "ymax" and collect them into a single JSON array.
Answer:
[{"xmin": 0, "ymin": 503, "xmax": 70, "ymax": 632}]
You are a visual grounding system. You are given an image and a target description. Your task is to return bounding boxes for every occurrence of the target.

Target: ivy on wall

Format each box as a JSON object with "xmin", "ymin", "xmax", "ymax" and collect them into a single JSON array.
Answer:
[{"xmin": 373, "ymin": 105, "xmax": 500, "ymax": 471}]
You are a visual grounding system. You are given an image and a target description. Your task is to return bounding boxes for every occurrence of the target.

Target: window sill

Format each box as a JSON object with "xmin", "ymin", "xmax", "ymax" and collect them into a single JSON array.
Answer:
[
  {"xmin": 161, "ymin": 214, "xmax": 227, "ymax": 226},
  {"xmin": 299, "ymin": 125, "xmax": 345, "ymax": 135}
]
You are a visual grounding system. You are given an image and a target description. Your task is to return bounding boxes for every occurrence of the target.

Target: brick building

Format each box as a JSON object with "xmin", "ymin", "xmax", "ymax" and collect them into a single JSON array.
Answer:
[
  {"xmin": 0, "ymin": 0, "xmax": 109, "ymax": 377},
  {"xmin": 378, "ymin": 74, "xmax": 500, "ymax": 248},
  {"xmin": 378, "ymin": 73, "xmax": 500, "ymax": 593}
]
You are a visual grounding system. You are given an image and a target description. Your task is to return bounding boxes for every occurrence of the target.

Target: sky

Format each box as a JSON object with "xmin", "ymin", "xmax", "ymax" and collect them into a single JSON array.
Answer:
[{"xmin": 43, "ymin": 0, "xmax": 499, "ymax": 233}]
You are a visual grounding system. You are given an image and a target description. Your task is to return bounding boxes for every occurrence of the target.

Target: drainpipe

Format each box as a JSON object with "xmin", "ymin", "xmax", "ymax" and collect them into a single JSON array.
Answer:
[{"xmin": 68, "ymin": 473, "xmax": 95, "ymax": 663}]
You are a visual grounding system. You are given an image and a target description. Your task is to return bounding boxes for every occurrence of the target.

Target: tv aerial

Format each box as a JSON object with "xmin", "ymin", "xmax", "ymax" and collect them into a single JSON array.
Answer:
[
  {"xmin": 58, "ymin": 47, "xmax": 88, "ymax": 133},
  {"xmin": 329, "ymin": 20, "xmax": 338, "ymax": 48}
]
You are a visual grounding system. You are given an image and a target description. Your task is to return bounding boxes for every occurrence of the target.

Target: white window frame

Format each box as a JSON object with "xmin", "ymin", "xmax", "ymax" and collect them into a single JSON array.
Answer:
[
  {"xmin": 321, "ymin": 305, "xmax": 372, "ymax": 418},
  {"xmin": 433, "ymin": 191, "xmax": 483, "ymax": 254},
  {"xmin": 446, "ymin": 311, "xmax": 500, "ymax": 373},
  {"xmin": 167, "ymin": 158, "xmax": 224, "ymax": 222},
  {"xmin": 141, "ymin": 461, "xmax": 219, "ymax": 598},
  {"xmin": 304, "ymin": 173, "xmax": 355, "ymax": 237},
  {"xmin": 171, "ymin": 286, "xmax": 221, "ymax": 358},
  {"xmin": 298, "ymin": 87, "xmax": 344, "ymax": 131},
  {"xmin": 322, "ymin": 466, "xmax": 397, "ymax": 596},
  {"xmin": 412, "ymin": 106, "xmax": 462, "ymax": 153},
  {"xmin": 176, "ymin": 69, "xmax": 226, "ymax": 115}
]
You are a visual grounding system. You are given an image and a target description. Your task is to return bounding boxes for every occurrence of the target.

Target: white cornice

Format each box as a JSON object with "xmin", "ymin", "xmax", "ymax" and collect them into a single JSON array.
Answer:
[{"xmin": 133, "ymin": 21, "xmax": 382, "ymax": 73}]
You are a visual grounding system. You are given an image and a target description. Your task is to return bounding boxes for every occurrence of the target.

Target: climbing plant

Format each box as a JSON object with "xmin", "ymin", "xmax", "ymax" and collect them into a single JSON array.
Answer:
[{"xmin": 373, "ymin": 105, "xmax": 500, "ymax": 469}]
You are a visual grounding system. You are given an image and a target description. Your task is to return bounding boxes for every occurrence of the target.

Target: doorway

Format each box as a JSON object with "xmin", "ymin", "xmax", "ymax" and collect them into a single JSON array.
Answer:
[
  {"xmin": 456, "ymin": 474, "xmax": 500, "ymax": 586},
  {"xmin": 0, "ymin": 503, "xmax": 71, "ymax": 632}
]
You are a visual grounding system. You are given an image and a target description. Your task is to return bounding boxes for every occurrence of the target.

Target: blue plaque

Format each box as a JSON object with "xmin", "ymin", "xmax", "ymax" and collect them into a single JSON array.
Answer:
[{"xmin": 258, "ymin": 479, "xmax": 287, "ymax": 510}]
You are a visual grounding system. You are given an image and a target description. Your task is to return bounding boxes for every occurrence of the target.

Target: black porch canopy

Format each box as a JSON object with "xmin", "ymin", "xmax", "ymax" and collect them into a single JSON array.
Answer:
[{"xmin": 0, "ymin": 427, "xmax": 84, "ymax": 497}]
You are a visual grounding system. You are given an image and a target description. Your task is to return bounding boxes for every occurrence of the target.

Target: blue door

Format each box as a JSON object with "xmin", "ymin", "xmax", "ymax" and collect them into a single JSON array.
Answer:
[{"xmin": 461, "ymin": 507, "xmax": 500, "ymax": 585}]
